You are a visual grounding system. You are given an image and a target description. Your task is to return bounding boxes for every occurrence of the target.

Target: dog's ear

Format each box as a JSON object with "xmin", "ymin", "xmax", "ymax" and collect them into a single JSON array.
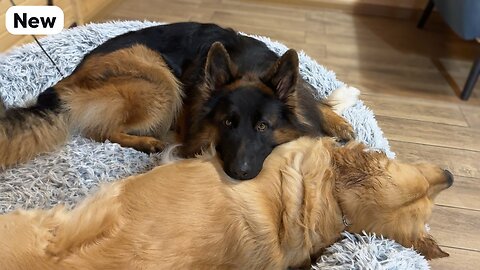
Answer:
[
  {"xmin": 261, "ymin": 49, "xmax": 299, "ymax": 104},
  {"xmin": 413, "ymin": 235, "xmax": 449, "ymax": 260},
  {"xmin": 205, "ymin": 42, "xmax": 236, "ymax": 89}
]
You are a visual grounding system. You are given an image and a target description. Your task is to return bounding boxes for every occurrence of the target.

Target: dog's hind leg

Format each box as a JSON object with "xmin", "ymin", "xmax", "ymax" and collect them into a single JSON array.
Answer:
[
  {"xmin": 107, "ymin": 132, "xmax": 167, "ymax": 153},
  {"xmin": 317, "ymin": 104, "xmax": 355, "ymax": 141},
  {"xmin": 56, "ymin": 45, "xmax": 183, "ymax": 153},
  {"xmin": 60, "ymin": 76, "xmax": 182, "ymax": 153},
  {"xmin": 316, "ymin": 85, "xmax": 360, "ymax": 141}
]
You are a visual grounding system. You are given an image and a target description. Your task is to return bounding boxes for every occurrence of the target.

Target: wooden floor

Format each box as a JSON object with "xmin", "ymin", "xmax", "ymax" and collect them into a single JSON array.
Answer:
[{"xmin": 95, "ymin": 0, "xmax": 480, "ymax": 268}]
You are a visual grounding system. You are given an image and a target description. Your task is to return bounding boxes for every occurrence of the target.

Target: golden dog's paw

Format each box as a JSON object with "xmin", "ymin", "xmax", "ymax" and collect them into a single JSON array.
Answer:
[{"xmin": 45, "ymin": 241, "xmax": 61, "ymax": 257}]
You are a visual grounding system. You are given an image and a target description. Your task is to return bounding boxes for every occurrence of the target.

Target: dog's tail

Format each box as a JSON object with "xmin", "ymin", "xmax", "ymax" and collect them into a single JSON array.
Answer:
[
  {"xmin": 327, "ymin": 85, "xmax": 361, "ymax": 115},
  {"xmin": 0, "ymin": 87, "xmax": 70, "ymax": 169}
]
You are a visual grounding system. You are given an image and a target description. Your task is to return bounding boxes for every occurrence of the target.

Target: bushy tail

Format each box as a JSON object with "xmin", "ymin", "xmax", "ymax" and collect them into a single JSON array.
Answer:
[
  {"xmin": 327, "ymin": 85, "xmax": 361, "ymax": 115},
  {"xmin": 0, "ymin": 88, "xmax": 70, "ymax": 169}
]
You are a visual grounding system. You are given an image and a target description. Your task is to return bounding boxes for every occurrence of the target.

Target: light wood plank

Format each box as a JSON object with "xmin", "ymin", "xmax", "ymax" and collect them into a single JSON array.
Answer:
[
  {"xmin": 209, "ymin": 11, "xmax": 307, "ymax": 42},
  {"xmin": 79, "ymin": 0, "xmax": 116, "ymax": 22},
  {"xmin": 211, "ymin": 0, "xmax": 309, "ymax": 19},
  {"xmin": 390, "ymin": 140, "xmax": 480, "ymax": 211},
  {"xmin": 430, "ymin": 247, "xmax": 480, "ymax": 270},
  {"xmin": 435, "ymin": 176, "xmax": 480, "ymax": 210},
  {"xmin": 461, "ymin": 105, "xmax": 480, "ymax": 129},
  {"xmin": 362, "ymin": 94, "xmax": 468, "ymax": 126},
  {"xmin": 430, "ymin": 206, "xmax": 480, "ymax": 252},
  {"xmin": 1, "ymin": 0, "xmax": 110, "ymax": 52},
  {"xmin": 209, "ymin": 9, "xmax": 308, "ymax": 30},
  {"xmin": 102, "ymin": 0, "xmax": 201, "ymax": 20},
  {"xmin": 377, "ymin": 116, "xmax": 480, "ymax": 152},
  {"xmin": 390, "ymin": 140, "xmax": 480, "ymax": 179},
  {"xmin": 256, "ymin": 0, "xmax": 429, "ymax": 10}
]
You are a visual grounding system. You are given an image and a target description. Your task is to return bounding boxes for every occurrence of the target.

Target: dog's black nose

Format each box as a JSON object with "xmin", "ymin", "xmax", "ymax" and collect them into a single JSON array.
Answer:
[
  {"xmin": 230, "ymin": 168, "xmax": 254, "ymax": 180},
  {"xmin": 444, "ymin": 169, "xmax": 454, "ymax": 188},
  {"xmin": 229, "ymin": 161, "xmax": 258, "ymax": 180}
]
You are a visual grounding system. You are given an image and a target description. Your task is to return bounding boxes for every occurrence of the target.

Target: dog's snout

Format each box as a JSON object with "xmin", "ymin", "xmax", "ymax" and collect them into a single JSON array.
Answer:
[
  {"xmin": 227, "ymin": 160, "xmax": 260, "ymax": 181},
  {"xmin": 231, "ymin": 162, "xmax": 252, "ymax": 180},
  {"xmin": 443, "ymin": 169, "xmax": 454, "ymax": 188}
]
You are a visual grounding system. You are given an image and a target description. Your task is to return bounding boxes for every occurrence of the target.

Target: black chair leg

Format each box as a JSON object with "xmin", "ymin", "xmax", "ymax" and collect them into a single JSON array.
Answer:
[
  {"xmin": 461, "ymin": 58, "xmax": 480, "ymax": 100},
  {"xmin": 417, "ymin": 0, "xmax": 435, "ymax": 29}
]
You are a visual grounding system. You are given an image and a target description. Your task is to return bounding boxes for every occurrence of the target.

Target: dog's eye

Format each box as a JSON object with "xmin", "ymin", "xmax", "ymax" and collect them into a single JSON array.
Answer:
[
  {"xmin": 256, "ymin": 121, "xmax": 268, "ymax": 132},
  {"xmin": 224, "ymin": 119, "xmax": 232, "ymax": 127}
]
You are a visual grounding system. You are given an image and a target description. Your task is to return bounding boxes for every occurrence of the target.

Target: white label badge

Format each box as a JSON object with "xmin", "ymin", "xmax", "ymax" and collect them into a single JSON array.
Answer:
[{"xmin": 6, "ymin": 6, "xmax": 64, "ymax": 35}]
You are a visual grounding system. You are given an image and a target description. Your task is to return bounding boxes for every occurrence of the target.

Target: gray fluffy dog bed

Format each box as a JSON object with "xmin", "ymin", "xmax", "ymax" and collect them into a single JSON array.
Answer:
[{"xmin": 0, "ymin": 21, "xmax": 428, "ymax": 269}]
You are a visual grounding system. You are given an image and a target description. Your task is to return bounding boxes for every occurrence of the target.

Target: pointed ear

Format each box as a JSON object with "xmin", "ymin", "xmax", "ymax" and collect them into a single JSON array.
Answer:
[
  {"xmin": 414, "ymin": 235, "xmax": 449, "ymax": 260},
  {"xmin": 205, "ymin": 42, "xmax": 236, "ymax": 89},
  {"xmin": 261, "ymin": 49, "xmax": 299, "ymax": 103}
]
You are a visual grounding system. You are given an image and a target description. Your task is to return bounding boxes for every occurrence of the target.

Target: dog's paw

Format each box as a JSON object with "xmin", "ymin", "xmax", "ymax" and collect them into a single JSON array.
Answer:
[
  {"xmin": 319, "ymin": 101, "xmax": 356, "ymax": 141},
  {"xmin": 137, "ymin": 138, "xmax": 168, "ymax": 153},
  {"xmin": 331, "ymin": 119, "xmax": 355, "ymax": 142},
  {"xmin": 327, "ymin": 85, "xmax": 360, "ymax": 115}
]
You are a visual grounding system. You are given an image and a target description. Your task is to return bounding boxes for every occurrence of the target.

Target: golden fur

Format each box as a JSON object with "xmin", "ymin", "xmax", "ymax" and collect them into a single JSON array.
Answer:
[{"xmin": 0, "ymin": 137, "xmax": 450, "ymax": 269}]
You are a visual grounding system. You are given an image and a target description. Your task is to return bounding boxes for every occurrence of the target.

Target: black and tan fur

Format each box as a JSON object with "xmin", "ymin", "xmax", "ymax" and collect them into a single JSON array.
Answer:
[
  {"xmin": 0, "ymin": 45, "xmax": 181, "ymax": 167},
  {"xmin": 0, "ymin": 22, "xmax": 355, "ymax": 179}
]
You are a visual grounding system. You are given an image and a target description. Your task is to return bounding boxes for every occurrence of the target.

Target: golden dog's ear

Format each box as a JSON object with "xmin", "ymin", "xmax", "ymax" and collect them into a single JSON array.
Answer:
[
  {"xmin": 416, "ymin": 163, "xmax": 454, "ymax": 199},
  {"xmin": 381, "ymin": 162, "xmax": 431, "ymax": 208},
  {"xmin": 413, "ymin": 235, "xmax": 449, "ymax": 260},
  {"xmin": 205, "ymin": 42, "xmax": 236, "ymax": 89}
]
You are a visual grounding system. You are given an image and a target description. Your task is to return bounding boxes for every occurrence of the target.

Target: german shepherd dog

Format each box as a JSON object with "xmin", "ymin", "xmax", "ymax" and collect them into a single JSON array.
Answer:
[
  {"xmin": 0, "ymin": 22, "xmax": 356, "ymax": 179},
  {"xmin": 0, "ymin": 137, "xmax": 451, "ymax": 270}
]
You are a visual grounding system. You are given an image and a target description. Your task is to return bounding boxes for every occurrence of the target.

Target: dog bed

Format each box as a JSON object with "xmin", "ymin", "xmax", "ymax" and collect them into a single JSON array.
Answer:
[{"xmin": 0, "ymin": 21, "xmax": 427, "ymax": 269}]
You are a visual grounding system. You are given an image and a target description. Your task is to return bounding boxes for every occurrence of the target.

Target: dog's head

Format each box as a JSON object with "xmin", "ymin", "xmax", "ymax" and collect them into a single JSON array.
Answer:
[
  {"xmin": 196, "ymin": 42, "xmax": 305, "ymax": 180},
  {"xmin": 332, "ymin": 142, "xmax": 452, "ymax": 259}
]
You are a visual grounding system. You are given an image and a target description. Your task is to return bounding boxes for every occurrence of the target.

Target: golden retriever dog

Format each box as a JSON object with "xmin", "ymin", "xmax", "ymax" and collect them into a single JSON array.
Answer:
[{"xmin": 0, "ymin": 137, "xmax": 451, "ymax": 270}]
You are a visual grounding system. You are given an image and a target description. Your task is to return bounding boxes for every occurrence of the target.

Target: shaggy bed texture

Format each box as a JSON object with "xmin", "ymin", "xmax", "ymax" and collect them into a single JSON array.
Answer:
[{"xmin": 0, "ymin": 21, "xmax": 427, "ymax": 269}]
